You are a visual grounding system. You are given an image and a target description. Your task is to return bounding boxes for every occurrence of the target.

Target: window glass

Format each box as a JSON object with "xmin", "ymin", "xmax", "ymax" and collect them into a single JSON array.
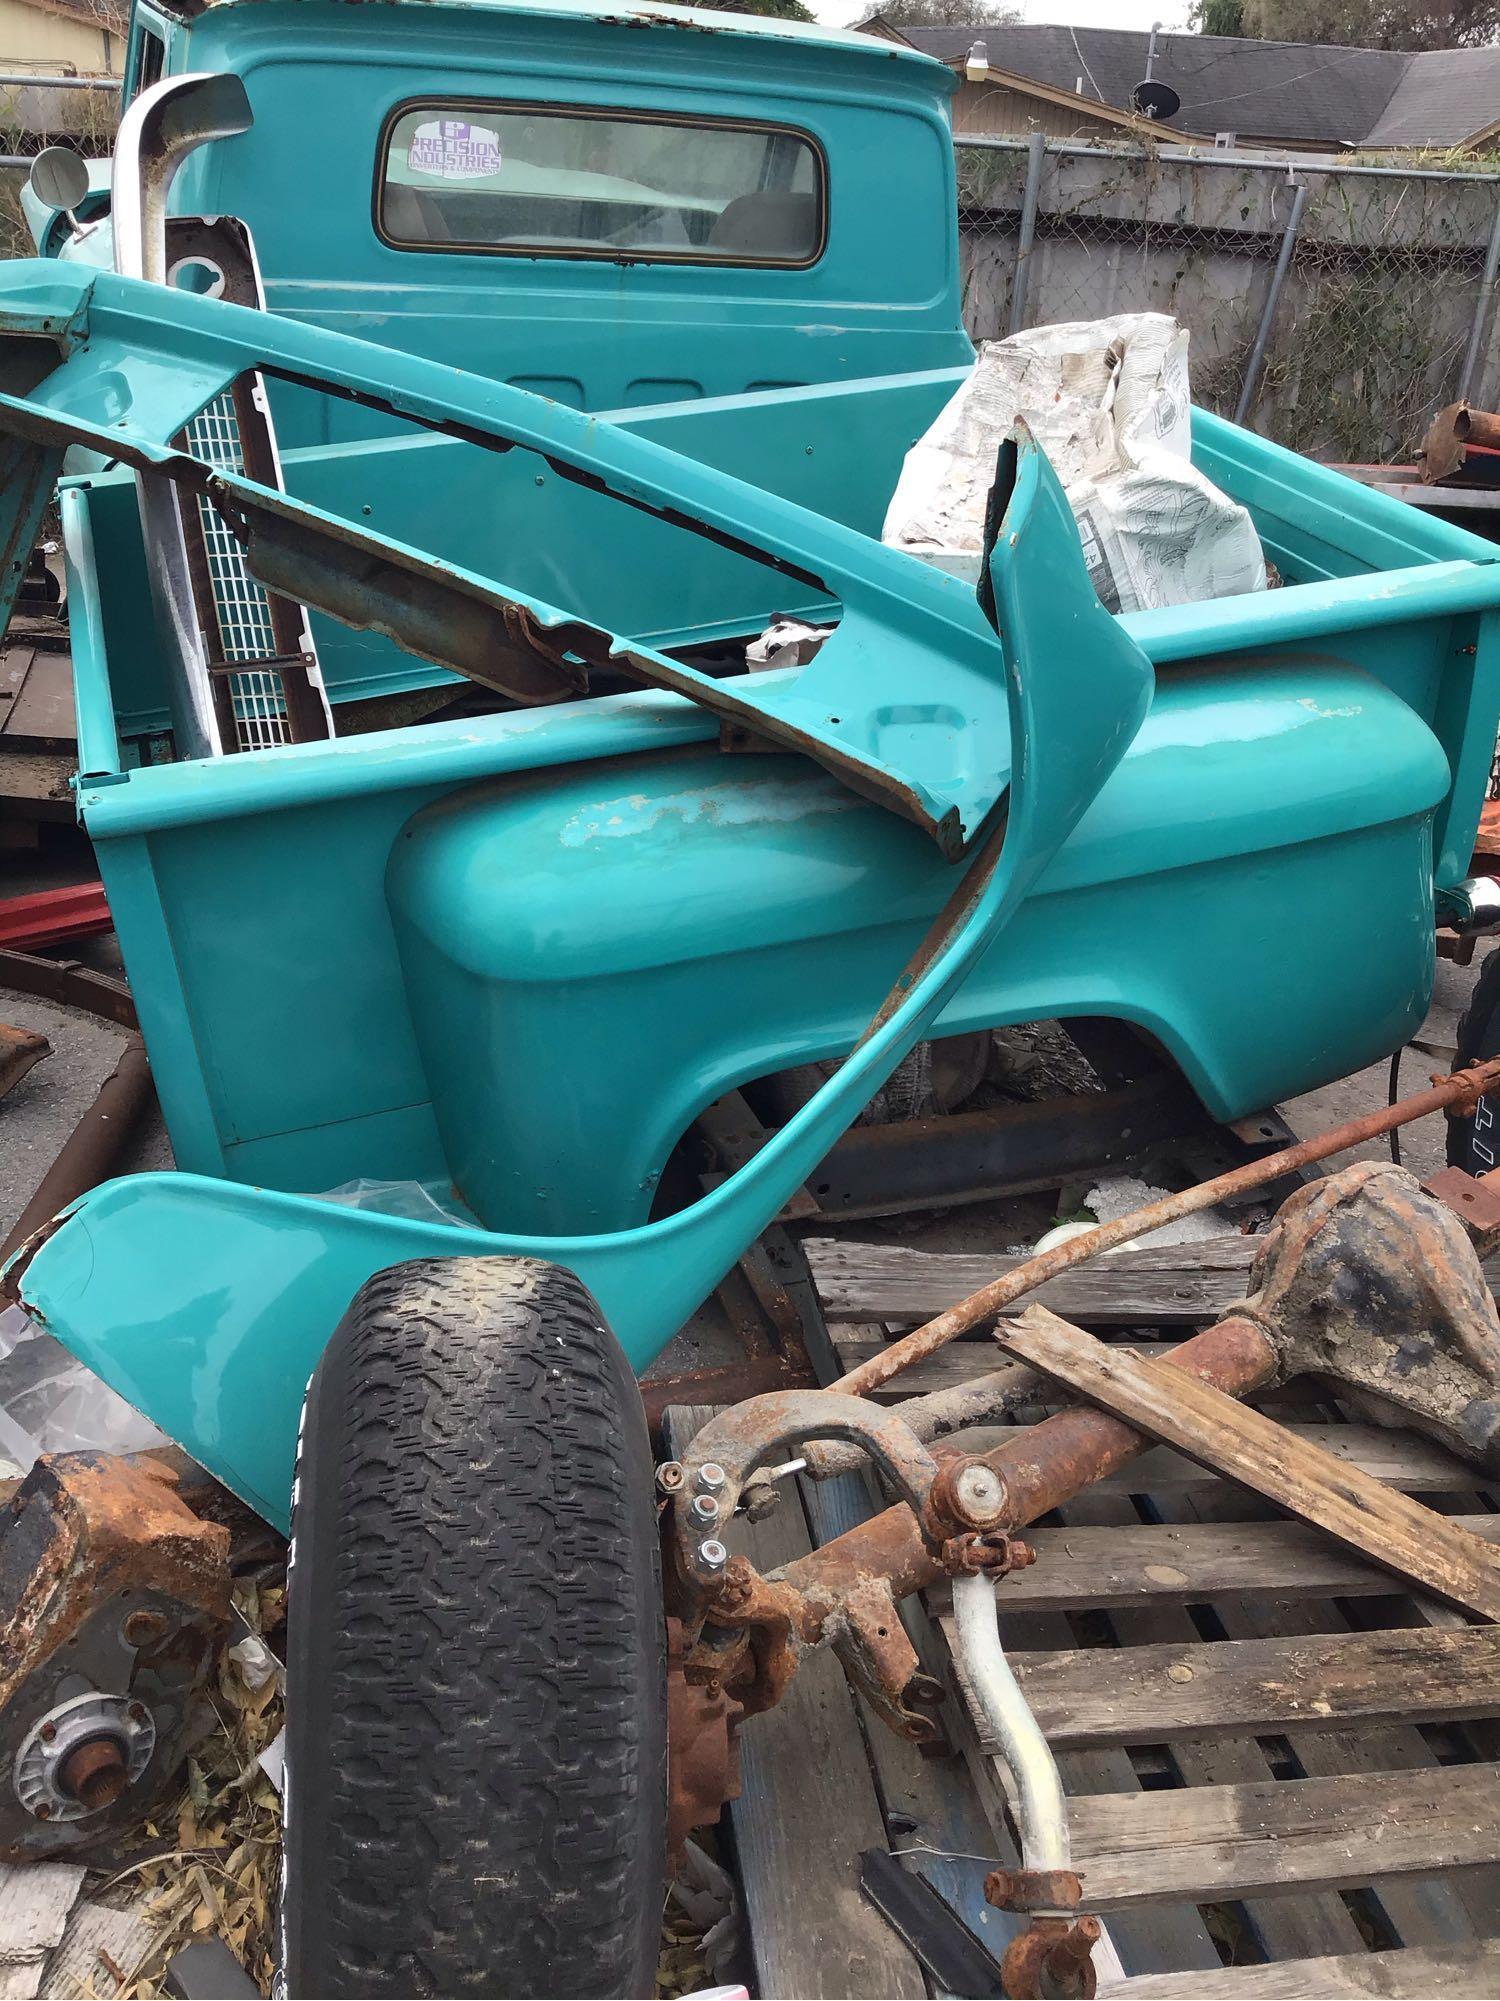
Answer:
[{"xmin": 379, "ymin": 103, "xmax": 823, "ymax": 266}]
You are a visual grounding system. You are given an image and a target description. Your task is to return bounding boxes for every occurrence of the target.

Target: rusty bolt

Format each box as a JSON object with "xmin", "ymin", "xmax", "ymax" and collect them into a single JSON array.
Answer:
[
  {"xmin": 690, "ymin": 1494, "xmax": 721, "ymax": 1526},
  {"xmin": 35, "ymin": 1803, "xmax": 51, "ymax": 1820},
  {"xmin": 656, "ymin": 1461, "xmax": 687, "ymax": 1497},
  {"xmin": 698, "ymin": 1539, "xmax": 728, "ymax": 1573},
  {"xmin": 128, "ymin": 1702, "xmax": 148, "ymax": 1725},
  {"xmin": 58, "ymin": 1737, "xmax": 129, "ymax": 1814},
  {"xmin": 1044, "ymin": 1915, "xmax": 1101, "ymax": 1999},
  {"xmin": 124, "ymin": 1609, "xmax": 169, "ymax": 1647},
  {"xmin": 695, "ymin": 1463, "xmax": 727, "ymax": 1495},
  {"xmin": 39, "ymin": 1721, "xmax": 56, "ymax": 1744}
]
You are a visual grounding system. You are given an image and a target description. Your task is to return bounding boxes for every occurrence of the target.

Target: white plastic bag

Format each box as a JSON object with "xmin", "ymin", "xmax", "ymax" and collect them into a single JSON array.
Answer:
[
  {"xmin": 884, "ymin": 312, "xmax": 1265, "ymax": 614},
  {"xmin": 0, "ymin": 1303, "xmax": 166, "ymax": 1478}
]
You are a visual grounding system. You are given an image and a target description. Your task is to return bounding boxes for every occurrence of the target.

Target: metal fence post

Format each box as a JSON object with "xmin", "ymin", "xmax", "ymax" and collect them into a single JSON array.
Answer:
[
  {"xmin": 1459, "ymin": 192, "xmax": 1500, "ymax": 405},
  {"xmin": 1009, "ymin": 131, "xmax": 1046, "ymax": 338},
  {"xmin": 1234, "ymin": 179, "xmax": 1307, "ymax": 426}
]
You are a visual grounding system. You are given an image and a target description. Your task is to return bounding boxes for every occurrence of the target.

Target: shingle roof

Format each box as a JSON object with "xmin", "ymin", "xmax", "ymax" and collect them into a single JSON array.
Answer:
[
  {"xmin": 893, "ymin": 23, "xmax": 1500, "ymax": 150},
  {"xmin": 1364, "ymin": 45, "xmax": 1500, "ymax": 147}
]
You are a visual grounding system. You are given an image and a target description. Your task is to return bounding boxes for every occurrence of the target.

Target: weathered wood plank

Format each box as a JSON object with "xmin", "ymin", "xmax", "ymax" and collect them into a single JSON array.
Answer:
[
  {"xmin": 1035, "ymin": 1474, "xmax": 1367, "ymax": 1962},
  {"xmin": 1099, "ymin": 1425, "xmax": 1485, "ymax": 1495},
  {"xmin": 808, "ymin": 1235, "xmax": 1500, "ymax": 1329},
  {"xmin": 1000, "ymin": 1308, "xmax": 1500, "ymax": 1619},
  {"xmin": 807, "ymin": 1234, "xmax": 1258, "ymax": 1325},
  {"xmin": 663, "ymin": 1406, "xmax": 924, "ymax": 2001},
  {"xmin": 963, "ymin": 1514, "xmax": 1500, "ymax": 1611},
  {"xmin": 1068, "ymin": 1762, "xmax": 1500, "ymax": 1908},
  {"xmin": 983, "ymin": 1625, "xmax": 1500, "ymax": 1748},
  {"xmin": 1098, "ymin": 1941, "xmax": 1500, "ymax": 1999}
]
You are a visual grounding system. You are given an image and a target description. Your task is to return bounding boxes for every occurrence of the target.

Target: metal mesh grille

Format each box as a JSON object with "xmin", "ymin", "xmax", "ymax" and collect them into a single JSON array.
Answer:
[{"xmin": 184, "ymin": 389, "xmax": 290, "ymax": 751}]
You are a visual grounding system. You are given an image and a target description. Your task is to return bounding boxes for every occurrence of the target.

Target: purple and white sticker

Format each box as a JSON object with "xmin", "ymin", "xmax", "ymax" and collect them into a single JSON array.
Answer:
[{"xmin": 407, "ymin": 119, "xmax": 502, "ymax": 180}]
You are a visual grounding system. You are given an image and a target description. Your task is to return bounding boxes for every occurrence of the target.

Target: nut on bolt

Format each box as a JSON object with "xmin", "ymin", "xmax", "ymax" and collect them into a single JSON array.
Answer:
[
  {"xmin": 698, "ymin": 1539, "xmax": 729, "ymax": 1573},
  {"xmin": 690, "ymin": 1494, "xmax": 721, "ymax": 1526},
  {"xmin": 656, "ymin": 1461, "xmax": 687, "ymax": 1497},
  {"xmin": 695, "ymin": 1462, "xmax": 727, "ymax": 1494}
]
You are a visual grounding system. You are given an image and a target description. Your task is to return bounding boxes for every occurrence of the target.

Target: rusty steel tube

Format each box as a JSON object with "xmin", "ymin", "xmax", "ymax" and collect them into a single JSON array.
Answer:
[
  {"xmin": 835, "ymin": 1057, "xmax": 1500, "ymax": 1400},
  {"xmin": 1, "ymin": 1035, "xmax": 153, "ymax": 1266},
  {"xmin": 786, "ymin": 1313, "xmax": 1278, "ymax": 1609}
]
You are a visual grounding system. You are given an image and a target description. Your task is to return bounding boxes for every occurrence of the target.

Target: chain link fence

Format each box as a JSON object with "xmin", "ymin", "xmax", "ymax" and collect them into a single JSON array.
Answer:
[{"xmin": 956, "ymin": 135, "xmax": 1500, "ymax": 466}]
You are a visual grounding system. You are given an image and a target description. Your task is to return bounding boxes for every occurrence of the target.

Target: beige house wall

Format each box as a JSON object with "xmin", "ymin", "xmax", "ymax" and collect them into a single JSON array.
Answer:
[
  {"xmin": 0, "ymin": 0, "xmax": 119, "ymax": 74},
  {"xmin": 950, "ymin": 79, "xmax": 1130, "ymax": 142}
]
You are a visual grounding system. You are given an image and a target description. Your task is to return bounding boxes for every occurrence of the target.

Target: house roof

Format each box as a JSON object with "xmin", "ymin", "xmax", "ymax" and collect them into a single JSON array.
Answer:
[{"xmin": 885, "ymin": 22, "xmax": 1500, "ymax": 151}]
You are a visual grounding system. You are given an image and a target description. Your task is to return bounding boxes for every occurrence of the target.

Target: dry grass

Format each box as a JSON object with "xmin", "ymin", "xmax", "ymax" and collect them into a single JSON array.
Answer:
[{"xmin": 72, "ymin": 1580, "xmax": 285, "ymax": 2000}]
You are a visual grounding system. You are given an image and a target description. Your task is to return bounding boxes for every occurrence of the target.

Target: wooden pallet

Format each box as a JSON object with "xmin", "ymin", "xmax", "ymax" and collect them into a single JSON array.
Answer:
[{"xmin": 667, "ymin": 1233, "xmax": 1500, "ymax": 2000}]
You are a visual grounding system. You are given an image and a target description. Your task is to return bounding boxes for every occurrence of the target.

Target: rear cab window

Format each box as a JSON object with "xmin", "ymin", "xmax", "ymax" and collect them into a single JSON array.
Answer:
[{"xmin": 376, "ymin": 101, "xmax": 825, "ymax": 266}]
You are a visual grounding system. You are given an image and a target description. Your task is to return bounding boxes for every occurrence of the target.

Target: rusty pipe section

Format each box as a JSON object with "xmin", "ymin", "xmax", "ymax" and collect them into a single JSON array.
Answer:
[
  {"xmin": 836, "ymin": 1057, "xmax": 1500, "ymax": 1401},
  {"xmin": 1, "ymin": 1036, "xmax": 153, "ymax": 1272},
  {"xmin": 784, "ymin": 1313, "xmax": 1276, "ymax": 1612}
]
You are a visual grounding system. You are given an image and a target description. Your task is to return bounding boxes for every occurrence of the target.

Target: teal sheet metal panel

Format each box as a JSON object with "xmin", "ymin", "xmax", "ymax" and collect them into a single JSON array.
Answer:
[
  {"xmin": 69, "ymin": 362, "xmax": 971, "ymax": 728},
  {"xmin": 161, "ymin": 0, "xmax": 971, "ymax": 433},
  {"xmin": 386, "ymin": 657, "xmax": 1448, "ymax": 1234},
  {"xmin": 20, "ymin": 433, "xmax": 1156, "ymax": 1525}
]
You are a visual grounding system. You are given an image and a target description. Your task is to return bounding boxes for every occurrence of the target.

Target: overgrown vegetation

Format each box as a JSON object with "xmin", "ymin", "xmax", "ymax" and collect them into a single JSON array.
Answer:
[{"xmin": 1192, "ymin": 0, "xmax": 1500, "ymax": 45}]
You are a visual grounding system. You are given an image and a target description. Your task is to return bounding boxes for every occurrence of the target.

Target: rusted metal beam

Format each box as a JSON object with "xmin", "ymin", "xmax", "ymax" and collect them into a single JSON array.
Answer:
[
  {"xmin": 641, "ymin": 1354, "xmax": 817, "ymax": 1433},
  {"xmin": 0, "ymin": 947, "xmax": 136, "ymax": 1029},
  {"xmin": 835, "ymin": 1056, "xmax": 1500, "ymax": 1400}
]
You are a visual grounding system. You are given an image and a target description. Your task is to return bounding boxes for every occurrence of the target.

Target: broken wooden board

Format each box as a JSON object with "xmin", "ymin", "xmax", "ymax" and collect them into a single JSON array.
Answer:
[
  {"xmin": 998, "ymin": 1306, "xmax": 1500, "ymax": 1620},
  {"xmin": 1068, "ymin": 1761, "xmax": 1500, "ymax": 1908},
  {"xmin": 1098, "ymin": 1940, "xmax": 1500, "ymax": 1998},
  {"xmin": 973, "ymin": 1624, "xmax": 1500, "ymax": 1748}
]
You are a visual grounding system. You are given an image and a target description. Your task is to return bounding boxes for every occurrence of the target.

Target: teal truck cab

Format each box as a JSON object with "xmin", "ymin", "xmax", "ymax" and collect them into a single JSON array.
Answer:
[{"xmin": 3, "ymin": 3, "xmax": 1500, "ymax": 1992}]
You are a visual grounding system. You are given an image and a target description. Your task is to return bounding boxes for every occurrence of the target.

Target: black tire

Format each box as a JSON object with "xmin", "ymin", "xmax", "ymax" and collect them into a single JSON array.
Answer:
[
  {"xmin": 1448, "ymin": 949, "xmax": 1500, "ymax": 1173},
  {"xmin": 282, "ymin": 1256, "xmax": 667, "ymax": 1999}
]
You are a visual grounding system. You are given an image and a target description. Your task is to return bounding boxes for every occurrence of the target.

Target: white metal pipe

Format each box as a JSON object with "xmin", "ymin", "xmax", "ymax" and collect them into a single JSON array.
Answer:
[
  {"xmin": 113, "ymin": 72, "xmax": 252, "ymax": 761},
  {"xmin": 951, "ymin": 1570, "xmax": 1071, "ymax": 1886}
]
